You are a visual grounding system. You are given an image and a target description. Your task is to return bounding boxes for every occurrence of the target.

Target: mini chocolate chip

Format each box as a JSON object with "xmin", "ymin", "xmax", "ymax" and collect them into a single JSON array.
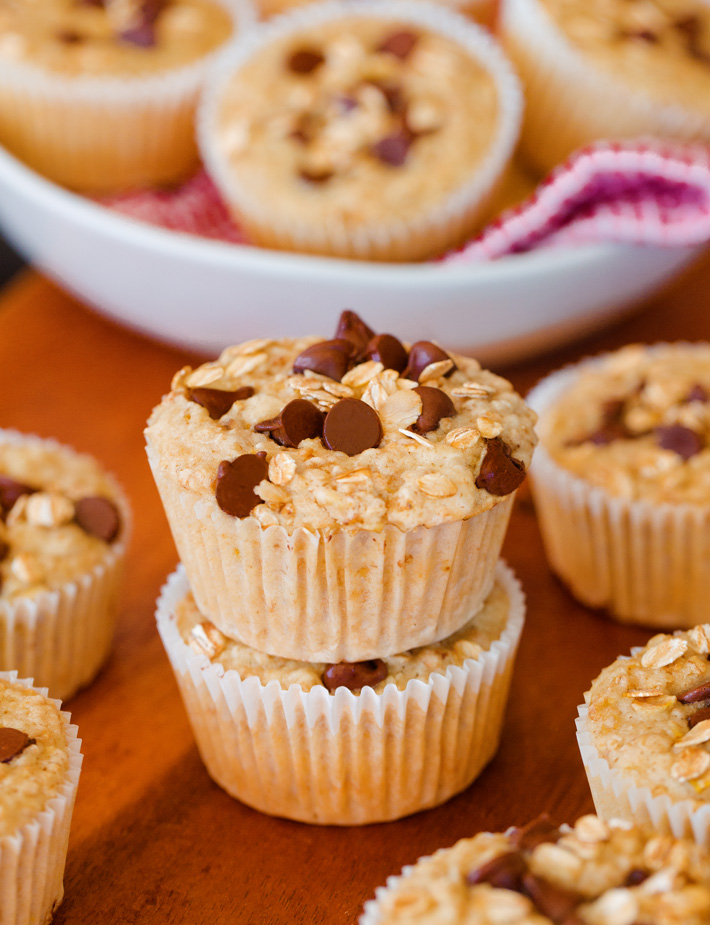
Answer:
[
  {"xmin": 287, "ymin": 48, "xmax": 324, "ymax": 74},
  {"xmin": 377, "ymin": 30, "xmax": 418, "ymax": 59},
  {"xmin": 411, "ymin": 386, "xmax": 455, "ymax": 435},
  {"xmin": 677, "ymin": 680, "xmax": 710, "ymax": 703},
  {"xmin": 625, "ymin": 869, "xmax": 649, "ymax": 886},
  {"xmin": 575, "ymin": 398, "xmax": 633, "ymax": 446},
  {"xmin": 337, "ymin": 94, "xmax": 358, "ymax": 113},
  {"xmin": 0, "ymin": 476, "xmax": 37, "ymax": 515},
  {"xmin": 364, "ymin": 334, "xmax": 407, "ymax": 373},
  {"xmin": 323, "ymin": 398, "xmax": 382, "ymax": 456},
  {"xmin": 475, "ymin": 437, "xmax": 526, "ymax": 496},
  {"xmin": 656, "ymin": 424, "xmax": 704, "ymax": 460},
  {"xmin": 74, "ymin": 497, "xmax": 121, "ymax": 542},
  {"xmin": 321, "ymin": 659, "xmax": 388, "ymax": 693},
  {"xmin": 119, "ymin": 0, "xmax": 164, "ymax": 47},
  {"xmin": 522, "ymin": 873, "xmax": 582, "ymax": 922},
  {"xmin": 466, "ymin": 850, "xmax": 526, "ymax": 891},
  {"xmin": 0, "ymin": 727, "xmax": 33, "ymax": 763},
  {"xmin": 215, "ymin": 452, "xmax": 268, "ymax": 518},
  {"xmin": 334, "ymin": 310, "xmax": 375, "ymax": 355},
  {"xmin": 372, "ymin": 132, "xmax": 411, "ymax": 167},
  {"xmin": 367, "ymin": 79, "xmax": 406, "ymax": 115},
  {"xmin": 402, "ymin": 341, "xmax": 455, "ymax": 382},
  {"xmin": 685, "ymin": 383, "xmax": 709, "ymax": 403},
  {"xmin": 293, "ymin": 339, "xmax": 355, "ymax": 381},
  {"xmin": 689, "ymin": 706, "xmax": 710, "ymax": 728},
  {"xmin": 510, "ymin": 814, "xmax": 562, "ymax": 851},
  {"xmin": 188, "ymin": 386, "xmax": 254, "ymax": 420},
  {"xmin": 254, "ymin": 399, "xmax": 324, "ymax": 447}
]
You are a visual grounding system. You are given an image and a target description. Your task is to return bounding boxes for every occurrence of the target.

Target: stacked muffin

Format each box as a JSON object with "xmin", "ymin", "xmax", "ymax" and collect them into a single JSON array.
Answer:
[{"xmin": 146, "ymin": 309, "xmax": 537, "ymax": 824}]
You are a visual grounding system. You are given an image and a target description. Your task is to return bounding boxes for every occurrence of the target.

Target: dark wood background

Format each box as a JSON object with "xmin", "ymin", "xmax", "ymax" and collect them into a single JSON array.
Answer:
[{"xmin": 0, "ymin": 248, "xmax": 708, "ymax": 924}]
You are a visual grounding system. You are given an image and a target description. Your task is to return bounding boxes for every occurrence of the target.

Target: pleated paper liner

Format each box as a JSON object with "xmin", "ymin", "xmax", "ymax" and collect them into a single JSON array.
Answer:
[{"xmin": 155, "ymin": 560, "xmax": 525, "ymax": 825}]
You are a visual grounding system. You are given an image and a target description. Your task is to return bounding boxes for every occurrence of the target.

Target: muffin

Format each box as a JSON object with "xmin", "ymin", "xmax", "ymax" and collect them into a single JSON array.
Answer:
[
  {"xmin": 0, "ymin": 429, "xmax": 129, "ymax": 700},
  {"xmin": 527, "ymin": 343, "xmax": 710, "ymax": 629},
  {"xmin": 0, "ymin": 671, "xmax": 83, "ymax": 925},
  {"xmin": 361, "ymin": 813, "xmax": 710, "ymax": 924},
  {"xmin": 0, "ymin": 0, "xmax": 240, "ymax": 192},
  {"xmin": 577, "ymin": 625, "xmax": 710, "ymax": 847},
  {"xmin": 502, "ymin": 0, "xmax": 710, "ymax": 175},
  {"xmin": 198, "ymin": 0, "xmax": 521, "ymax": 261},
  {"xmin": 145, "ymin": 309, "xmax": 536, "ymax": 661},
  {"xmin": 156, "ymin": 559, "xmax": 524, "ymax": 825}
]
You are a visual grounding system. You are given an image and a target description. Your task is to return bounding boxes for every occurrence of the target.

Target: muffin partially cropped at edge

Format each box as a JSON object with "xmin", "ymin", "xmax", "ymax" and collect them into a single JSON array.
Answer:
[
  {"xmin": 198, "ymin": 0, "xmax": 521, "ymax": 261},
  {"xmin": 0, "ymin": 671, "xmax": 83, "ymax": 925},
  {"xmin": 361, "ymin": 813, "xmax": 710, "ymax": 924},
  {"xmin": 528, "ymin": 343, "xmax": 710, "ymax": 629},
  {"xmin": 0, "ymin": 429, "xmax": 129, "ymax": 700},
  {"xmin": 0, "ymin": 0, "xmax": 240, "ymax": 192},
  {"xmin": 156, "ymin": 559, "xmax": 524, "ymax": 825},
  {"xmin": 145, "ymin": 309, "xmax": 537, "ymax": 662}
]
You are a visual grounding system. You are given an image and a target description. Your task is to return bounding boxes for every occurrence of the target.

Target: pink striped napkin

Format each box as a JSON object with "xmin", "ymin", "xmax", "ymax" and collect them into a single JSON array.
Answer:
[{"xmin": 98, "ymin": 140, "xmax": 710, "ymax": 262}]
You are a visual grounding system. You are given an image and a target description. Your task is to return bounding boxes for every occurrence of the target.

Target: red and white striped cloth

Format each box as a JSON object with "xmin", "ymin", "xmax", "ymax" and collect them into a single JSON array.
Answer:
[{"xmin": 98, "ymin": 140, "xmax": 710, "ymax": 262}]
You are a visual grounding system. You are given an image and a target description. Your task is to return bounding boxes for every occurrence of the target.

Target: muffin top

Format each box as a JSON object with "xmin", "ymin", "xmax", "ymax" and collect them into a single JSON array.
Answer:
[
  {"xmin": 145, "ymin": 310, "xmax": 537, "ymax": 533},
  {"xmin": 0, "ymin": 435, "xmax": 125, "ymax": 600},
  {"xmin": 177, "ymin": 566, "xmax": 511, "ymax": 692},
  {"xmin": 585, "ymin": 624, "xmax": 710, "ymax": 807},
  {"xmin": 539, "ymin": 0, "xmax": 710, "ymax": 114},
  {"xmin": 0, "ymin": 0, "xmax": 234, "ymax": 77},
  {"xmin": 535, "ymin": 344, "xmax": 710, "ymax": 505},
  {"xmin": 0, "ymin": 677, "xmax": 70, "ymax": 837},
  {"xmin": 368, "ymin": 814, "xmax": 710, "ymax": 925},
  {"xmin": 206, "ymin": 12, "xmax": 502, "ymax": 229}
]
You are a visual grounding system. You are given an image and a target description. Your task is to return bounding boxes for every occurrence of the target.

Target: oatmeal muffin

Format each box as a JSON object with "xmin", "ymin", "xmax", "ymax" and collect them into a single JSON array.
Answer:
[
  {"xmin": 156, "ymin": 559, "xmax": 524, "ymax": 825},
  {"xmin": 528, "ymin": 343, "xmax": 710, "ymax": 628},
  {"xmin": 361, "ymin": 813, "xmax": 710, "ymax": 924},
  {"xmin": 0, "ymin": 429, "xmax": 129, "ymax": 700},
  {"xmin": 0, "ymin": 0, "xmax": 239, "ymax": 192},
  {"xmin": 145, "ymin": 310, "xmax": 536, "ymax": 661},
  {"xmin": 503, "ymin": 0, "xmax": 710, "ymax": 174},
  {"xmin": 578, "ymin": 625, "xmax": 710, "ymax": 847},
  {"xmin": 0, "ymin": 672, "xmax": 83, "ymax": 925},
  {"xmin": 198, "ymin": 0, "xmax": 521, "ymax": 261}
]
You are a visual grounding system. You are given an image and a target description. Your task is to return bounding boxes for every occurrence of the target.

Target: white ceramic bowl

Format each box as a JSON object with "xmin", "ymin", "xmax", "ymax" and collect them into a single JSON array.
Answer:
[{"xmin": 0, "ymin": 143, "xmax": 698, "ymax": 363}]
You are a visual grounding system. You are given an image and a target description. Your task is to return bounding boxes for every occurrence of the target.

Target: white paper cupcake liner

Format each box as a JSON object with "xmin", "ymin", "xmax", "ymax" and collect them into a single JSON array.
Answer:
[
  {"xmin": 147, "ymin": 443, "xmax": 513, "ymax": 660},
  {"xmin": 198, "ymin": 0, "xmax": 521, "ymax": 261},
  {"xmin": 0, "ymin": 671, "xmax": 83, "ymax": 925},
  {"xmin": 156, "ymin": 560, "xmax": 525, "ymax": 825},
  {"xmin": 527, "ymin": 348, "xmax": 710, "ymax": 629},
  {"xmin": 0, "ymin": 0, "xmax": 246, "ymax": 193},
  {"xmin": 502, "ymin": 0, "xmax": 710, "ymax": 174},
  {"xmin": 576, "ymin": 702, "xmax": 710, "ymax": 846},
  {"xmin": 0, "ymin": 430, "xmax": 130, "ymax": 701}
]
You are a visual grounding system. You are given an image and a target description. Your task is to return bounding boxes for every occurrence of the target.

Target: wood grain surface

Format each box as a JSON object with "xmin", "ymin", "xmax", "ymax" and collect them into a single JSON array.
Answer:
[{"xmin": 1, "ymin": 253, "xmax": 709, "ymax": 924}]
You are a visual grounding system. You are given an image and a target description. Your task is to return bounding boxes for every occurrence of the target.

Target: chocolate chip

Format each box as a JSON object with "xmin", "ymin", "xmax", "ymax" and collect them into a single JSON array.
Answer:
[
  {"xmin": 254, "ymin": 399, "xmax": 324, "ymax": 447},
  {"xmin": 377, "ymin": 30, "xmax": 418, "ymax": 59},
  {"xmin": 323, "ymin": 398, "xmax": 382, "ymax": 456},
  {"xmin": 287, "ymin": 48, "xmax": 324, "ymax": 74},
  {"xmin": 522, "ymin": 873, "xmax": 582, "ymax": 922},
  {"xmin": 215, "ymin": 452, "xmax": 268, "ymax": 518},
  {"xmin": 334, "ymin": 310, "xmax": 375, "ymax": 355},
  {"xmin": 577, "ymin": 398, "xmax": 632, "ymax": 446},
  {"xmin": 364, "ymin": 334, "xmax": 408, "ymax": 373},
  {"xmin": 475, "ymin": 437, "xmax": 526, "ymax": 496},
  {"xmin": 321, "ymin": 659, "xmax": 388, "ymax": 692},
  {"xmin": 411, "ymin": 386, "xmax": 455, "ymax": 435},
  {"xmin": 0, "ymin": 727, "xmax": 34, "ymax": 763},
  {"xmin": 118, "ymin": 0, "xmax": 165, "ymax": 47},
  {"xmin": 689, "ymin": 706, "xmax": 710, "ymax": 728},
  {"xmin": 371, "ymin": 132, "xmax": 411, "ymax": 167},
  {"xmin": 293, "ymin": 339, "xmax": 355, "ymax": 381},
  {"xmin": 677, "ymin": 680, "xmax": 710, "ymax": 703},
  {"xmin": 188, "ymin": 386, "xmax": 254, "ymax": 420},
  {"xmin": 367, "ymin": 80, "xmax": 406, "ymax": 115},
  {"xmin": 510, "ymin": 814, "xmax": 562, "ymax": 851},
  {"xmin": 74, "ymin": 497, "xmax": 121, "ymax": 543},
  {"xmin": 466, "ymin": 850, "xmax": 526, "ymax": 891},
  {"xmin": 402, "ymin": 342, "xmax": 455, "ymax": 382},
  {"xmin": 0, "ymin": 476, "xmax": 37, "ymax": 515},
  {"xmin": 299, "ymin": 167, "xmax": 334, "ymax": 184},
  {"xmin": 655, "ymin": 424, "xmax": 704, "ymax": 460},
  {"xmin": 625, "ymin": 868, "xmax": 649, "ymax": 886},
  {"xmin": 57, "ymin": 30, "xmax": 85, "ymax": 44},
  {"xmin": 685, "ymin": 383, "xmax": 709, "ymax": 403}
]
